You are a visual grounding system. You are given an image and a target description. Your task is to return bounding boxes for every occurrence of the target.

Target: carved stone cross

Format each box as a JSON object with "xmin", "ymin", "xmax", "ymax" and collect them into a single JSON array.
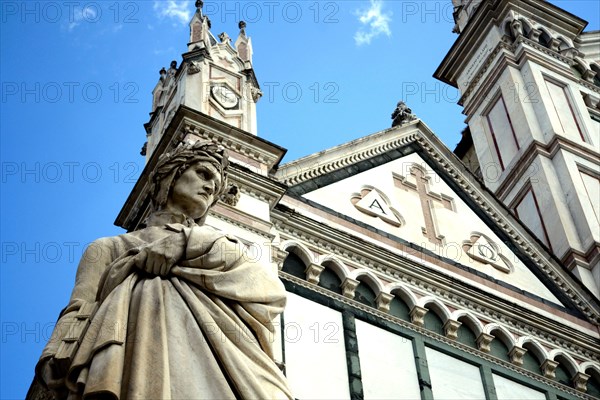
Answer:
[{"xmin": 394, "ymin": 166, "xmax": 455, "ymax": 244}]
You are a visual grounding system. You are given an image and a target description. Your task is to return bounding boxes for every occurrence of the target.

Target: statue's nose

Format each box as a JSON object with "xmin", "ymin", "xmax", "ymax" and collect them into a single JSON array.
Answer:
[{"xmin": 203, "ymin": 181, "xmax": 215, "ymax": 195}]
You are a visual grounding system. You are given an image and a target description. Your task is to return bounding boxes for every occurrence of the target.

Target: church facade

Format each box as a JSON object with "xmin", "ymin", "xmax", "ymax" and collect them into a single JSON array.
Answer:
[
  {"xmin": 30, "ymin": 0, "xmax": 600, "ymax": 399},
  {"xmin": 121, "ymin": 0, "xmax": 600, "ymax": 399}
]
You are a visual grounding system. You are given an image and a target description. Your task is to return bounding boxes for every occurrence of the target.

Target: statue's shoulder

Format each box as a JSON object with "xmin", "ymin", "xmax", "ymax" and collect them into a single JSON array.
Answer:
[{"xmin": 82, "ymin": 230, "xmax": 147, "ymax": 261}]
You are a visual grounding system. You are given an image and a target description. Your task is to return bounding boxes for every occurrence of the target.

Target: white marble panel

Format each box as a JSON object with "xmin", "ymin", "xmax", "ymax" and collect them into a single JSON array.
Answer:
[
  {"xmin": 284, "ymin": 293, "xmax": 350, "ymax": 399},
  {"xmin": 355, "ymin": 319, "xmax": 421, "ymax": 400},
  {"xmin": 493, "ymin": 373, "xmax": 546, "ymax": 400},
  {"xmin": 426, "ymin": 347, "xmax": 486, "ymax": 400}
]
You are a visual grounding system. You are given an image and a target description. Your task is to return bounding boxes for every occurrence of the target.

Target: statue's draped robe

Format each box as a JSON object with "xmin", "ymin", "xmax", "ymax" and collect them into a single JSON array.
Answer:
[{"xmin": 37, "ymin": 215, "xmax": 293, "ymax": 399}]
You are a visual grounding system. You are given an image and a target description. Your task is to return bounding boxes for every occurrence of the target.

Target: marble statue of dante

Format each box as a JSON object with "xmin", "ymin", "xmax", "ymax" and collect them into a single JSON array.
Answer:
[{"xmin": 35, "ymin": 141, "xmax": 293, "ymax": 399}]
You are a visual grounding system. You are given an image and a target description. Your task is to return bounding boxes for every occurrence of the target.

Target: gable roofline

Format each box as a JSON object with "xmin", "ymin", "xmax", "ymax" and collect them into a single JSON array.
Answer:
[{"xmin": 275, "ymin": 120, "xmax": 600, "ymax": 324}]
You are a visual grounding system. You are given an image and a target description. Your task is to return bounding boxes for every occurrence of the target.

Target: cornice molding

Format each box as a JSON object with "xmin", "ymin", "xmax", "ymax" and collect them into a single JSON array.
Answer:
[
  {"xmin": 461, "ymin": 37, "xmax": 592, "ymax": 113},
  {"xmin": 230, "ymin": 166, "xmax": 287, "ymax": 209},
  {"xmin": 494, "ymin": 135, "xmax": 600, "ymax": 201},
  {"xmin": 272, "ymin": 208, "xmax": 600, "ymax": 361},
  {"xmin": 435, "ymin": 0, "xmax": 586, "ymax": 86},
  {"xmin": 180, "ymin": 111, "xmax": 286, "ymax": 171},
  {"xmin": 210, "ymin": 202, "xmax": 274, "ymax": 239},
  {"xmin": 276, "ymin": 123, "xmax": 420, "ymax": 187}
]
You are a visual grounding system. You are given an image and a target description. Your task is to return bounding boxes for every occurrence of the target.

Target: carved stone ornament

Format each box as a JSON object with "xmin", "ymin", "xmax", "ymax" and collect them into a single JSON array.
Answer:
[
  {"xmin": 273, "ymin": 248, "xmax": 289, "ymax": 271},
  {"xmin": 305, "ymin": 263, "xmax": 325, "ymax": 284},
  {"xmin": 541, "ymin": 359, "xmax": 559, "ymax": 379},
  {"xmin": 218, "ymin": 32, "xmax": 231, "ymax": 43},
  {"xmin": 510, "ymin": 18, "xmax": 523, "ymax": 37},
  {"xmin": 528, "ymin": 28, "xmax": 542, "ymax": 41},
  {"xmin": 573, "ymin": 372, "xmax": 591, "ymax": 392},
  {"xmin": 221, "ymin": 184, "xmax": 240, "ymax": 206},
  {"xmin": 375, "ymin": 292, "xmax": 394, "ymax": 313},
  {"xmin": 476, "ymin": 332, "xmax": 494, "ymax": 353},
  {"xmin": 350, "ymin": 187, "xmax": 403, "ymax": 227},
  {"xmin": 252, "ymin": 86, "xmax": 263, "ymax": 102},
  {"xmin": 443, "ymin": 320, "xmax": 462, "ymax": 340},
  {"xmin": 463, "ymin": 233, "xmax": 512, "ymax": 273},
  {"xmin": 509, "ymin": 346, "xmax": 527, "ymax": 366},
  {"xmin": 341, "ymin": 277, "xmax": 360, "ymax": 299},
  {"xmin": 188, "ymin": 60, "xmax": 202, "ymax": 75},
  {"xmin": 410, "ymin": 305, "xmax": 428, "ymax": 327}
]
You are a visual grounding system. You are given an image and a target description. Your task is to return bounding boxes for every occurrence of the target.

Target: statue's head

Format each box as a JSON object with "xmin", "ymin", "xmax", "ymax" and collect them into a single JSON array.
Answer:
[{"xmin": 150, "ymin": 140, "xmax": 229, "ymax": 222}]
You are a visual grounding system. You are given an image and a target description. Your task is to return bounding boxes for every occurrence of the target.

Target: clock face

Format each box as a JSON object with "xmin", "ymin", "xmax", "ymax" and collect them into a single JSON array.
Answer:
[{"xmin": 211, "ymin": 85, "xmax": 238, "ymax": 109}]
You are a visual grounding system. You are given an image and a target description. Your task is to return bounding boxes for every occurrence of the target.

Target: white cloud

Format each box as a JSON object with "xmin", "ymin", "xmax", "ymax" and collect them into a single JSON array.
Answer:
[
  {"xmin": 354, "ymin": 0, "xmax": 392, "ymax": 46},
  {"xmin": 153, "ymin": 1, "xmax": 192, "ymax": 26},
  {"xmin": 67, "ymin": 5, "xmax": 98, "ymax": 31}
]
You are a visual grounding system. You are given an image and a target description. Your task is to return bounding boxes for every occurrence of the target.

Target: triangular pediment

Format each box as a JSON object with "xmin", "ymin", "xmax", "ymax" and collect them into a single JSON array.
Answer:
[
  {"xmin": 299, "ymin": 151, "xmax": 562, "ymax": 305},
  {"xmin": 276, "ymin": 121, "xmax": 600, "ymax": 321}
]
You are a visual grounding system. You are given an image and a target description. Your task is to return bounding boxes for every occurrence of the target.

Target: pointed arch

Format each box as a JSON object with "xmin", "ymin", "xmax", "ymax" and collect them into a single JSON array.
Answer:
[
  {"xmin": 351, "ymin": 269, "xmax": 384, "ymax": 294},
  {"xmin": 536, "ymin": 26, "xmax": 554, "ymax": 48},
  {"xmin": 384, "ymin": 283, "xmax": 418, "ymax": 309},
  {"xmin": 517, "ymin": 337, "xmax": 548, "ymax": 364},
  {"xmin": 280, "ymin": 240, "xmax": 313, "ymax": 266},
  {"xmin": 484, "ymin": 323, "xmax": 515, "ymax": 348},
  {"xmin": 580, "ymin": 361, "xmax": 600, "ymax": 376},
  {"xmin": 554, "ymin": 34, "xmax": 573, "ymax": 49},
  {"xmin": 520, "ymin": 17, "xmax": 534, "ymax": 37},
  {"xmin": 317, "ymin": 254, "xmax": 350, "ymax": 281},
  {"xmin": 419, "ymin": 296, "xmax": 451, "ymax": 322},
  {"xmin": 548, "ymin": 349, "xmax": 579, "ymax": 377},
  {"xmin": 451, "ymin": 310, "xmax": 484, "ymax": 336}
]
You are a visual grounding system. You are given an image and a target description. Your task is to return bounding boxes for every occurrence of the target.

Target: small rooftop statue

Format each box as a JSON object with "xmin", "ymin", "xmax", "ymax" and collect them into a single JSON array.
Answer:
[
  {"xmin": 391, "ymin": 100, "xmax": 416, "ymax": 127},
  {"xmin": 239, "ymin": 20, "xmax": 247, "ymax": 36},
  {"xmin": 218, "ymin": 31, "xmax": 231, "ymax": 44}
]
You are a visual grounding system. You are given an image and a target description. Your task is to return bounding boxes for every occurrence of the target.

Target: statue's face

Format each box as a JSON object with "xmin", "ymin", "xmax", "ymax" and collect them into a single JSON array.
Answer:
[{"xmin": 166, "ymin": 161, "xmax": 222, "ymax": 220}]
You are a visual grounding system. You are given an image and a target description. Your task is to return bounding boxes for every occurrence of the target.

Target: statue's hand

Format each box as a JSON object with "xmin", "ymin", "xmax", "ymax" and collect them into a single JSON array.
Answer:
[
  {"xmin": 134, "ymin": 232, "xmax": 186, "ymax": 276},
  {"xmin": 39, "ymin": 358, "xmax": 68, "ymax": 398}
]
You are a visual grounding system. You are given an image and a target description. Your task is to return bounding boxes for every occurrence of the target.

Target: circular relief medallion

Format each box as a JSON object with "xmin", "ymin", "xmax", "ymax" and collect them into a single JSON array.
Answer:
[{"xmin": 211, "ymin": 85, "xmax": 238, "ymax": 109}]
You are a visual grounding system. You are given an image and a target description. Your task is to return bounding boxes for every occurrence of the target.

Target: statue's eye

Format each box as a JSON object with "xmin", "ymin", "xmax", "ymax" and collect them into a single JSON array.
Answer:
[{"xmin": 196, "ymin": 169, "xmax": 210, "ymax": 180}]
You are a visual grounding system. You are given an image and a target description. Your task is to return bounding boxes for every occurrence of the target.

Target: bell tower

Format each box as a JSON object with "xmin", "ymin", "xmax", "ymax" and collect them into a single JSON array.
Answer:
[
  {"xmin": 144, "ymin": 0, "xmax": 262, "ymax": 161},
  {"xmin": 118, "ymin": 1, "xmax": 284, "ymax": 236},
  {"xmin": 435, "ymin": 0, "xmax": 600, "ymax": 296}
]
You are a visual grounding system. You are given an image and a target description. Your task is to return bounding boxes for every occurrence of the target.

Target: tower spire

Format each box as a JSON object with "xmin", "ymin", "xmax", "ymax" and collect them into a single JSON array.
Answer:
[
  {"xmin": 235, "ymin": 20, "xmax": 253, "ymax": 63},
  {"xmin": 143, "ymin": 2, "xmax": 262, "ymax": 162}
]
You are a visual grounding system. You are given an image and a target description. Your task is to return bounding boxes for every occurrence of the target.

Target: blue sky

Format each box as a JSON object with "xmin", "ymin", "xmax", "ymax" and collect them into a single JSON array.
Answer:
[{"xmin": 1, "ymin": 0, "xmax": 598, "ymax": 397}]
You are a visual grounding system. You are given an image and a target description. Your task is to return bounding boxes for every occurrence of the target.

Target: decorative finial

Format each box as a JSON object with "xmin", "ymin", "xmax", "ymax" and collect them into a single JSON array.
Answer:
[
  {"xmin": 159, "ymin": 67, "xmax": 167, "ymax": 81},
  {"xmin": 170, "ymin": 60, "xmax": 177, "ymax": 69},
  {"xmin": 195, "ymin": 0, "xmax": 203, "ymax": 10},
  {"xmin": 391, "ymin": 101, "xmax": 416, "ymax": 127}
]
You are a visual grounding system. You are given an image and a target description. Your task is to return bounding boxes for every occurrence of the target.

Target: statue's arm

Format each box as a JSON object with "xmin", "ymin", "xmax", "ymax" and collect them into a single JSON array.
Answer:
[
  {"xmin": 133, "ymin": 230, "xmax": 186, "ymax": 276},
  {"xmin": 36, "ymin": 237, "xmax": 117, "ymax": 392}
]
